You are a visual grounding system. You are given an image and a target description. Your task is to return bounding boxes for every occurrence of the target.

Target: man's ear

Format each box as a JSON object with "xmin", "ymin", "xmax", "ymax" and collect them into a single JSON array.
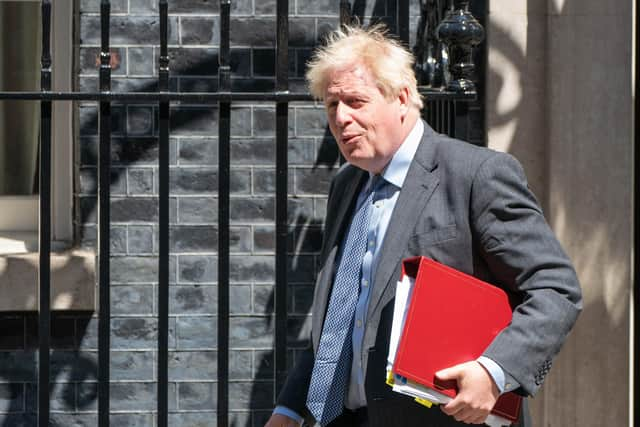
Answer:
[{"xmin": 398, "ymin": 86, "xmax": 411, "ymax": 119}]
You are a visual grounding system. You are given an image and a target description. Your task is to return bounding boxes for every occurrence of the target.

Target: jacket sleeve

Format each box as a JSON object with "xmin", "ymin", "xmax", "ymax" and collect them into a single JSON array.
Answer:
[{"xmin": 470, "ymin": 152, "xmax": 582, "ymax": 396}]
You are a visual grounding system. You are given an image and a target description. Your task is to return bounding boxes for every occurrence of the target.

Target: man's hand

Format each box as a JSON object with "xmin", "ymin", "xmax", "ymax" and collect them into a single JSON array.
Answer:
[
  {"xmin": 264, "ymin": 413, "xmax": 300, "ymax": 427},
  {"xmin": 435, "ymin": 361, "xmax": 500, "ymax": 424}
]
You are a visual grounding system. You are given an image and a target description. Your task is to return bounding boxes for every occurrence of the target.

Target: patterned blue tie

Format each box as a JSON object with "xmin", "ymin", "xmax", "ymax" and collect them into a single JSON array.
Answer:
[{"xmin": 306, "ymin": 176, "xmax": 382, "ymax": 426}]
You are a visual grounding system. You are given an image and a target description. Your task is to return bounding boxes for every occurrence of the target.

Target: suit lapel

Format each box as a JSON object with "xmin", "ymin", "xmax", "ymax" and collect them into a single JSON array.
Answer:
[{"xmin": 365, "ymin": 124, "xmax": 440, "ymax": 325}]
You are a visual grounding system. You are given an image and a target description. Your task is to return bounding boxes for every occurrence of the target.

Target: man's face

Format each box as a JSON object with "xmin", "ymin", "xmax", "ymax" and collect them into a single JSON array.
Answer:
[{"xmin": 324, "ymin": 64, "xmax": 408, "ymax": 173}]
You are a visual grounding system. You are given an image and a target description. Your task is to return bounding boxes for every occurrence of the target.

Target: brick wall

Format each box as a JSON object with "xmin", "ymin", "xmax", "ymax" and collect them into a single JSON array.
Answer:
[{"xmin": 0, "ymin": 1, "xmax": 485, "ymax": 426}]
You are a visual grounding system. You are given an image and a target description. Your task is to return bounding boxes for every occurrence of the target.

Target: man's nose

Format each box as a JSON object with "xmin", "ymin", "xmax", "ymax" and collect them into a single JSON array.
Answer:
[{"xmin": 334, "ymin": 102, "xmax": 352, "ymax": 127}]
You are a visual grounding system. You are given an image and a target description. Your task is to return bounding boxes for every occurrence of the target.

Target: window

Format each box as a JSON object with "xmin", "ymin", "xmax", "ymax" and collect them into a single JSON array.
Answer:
[{"xmin": 0, "ymin": 0, "xmax": 73, "ymax": 254}]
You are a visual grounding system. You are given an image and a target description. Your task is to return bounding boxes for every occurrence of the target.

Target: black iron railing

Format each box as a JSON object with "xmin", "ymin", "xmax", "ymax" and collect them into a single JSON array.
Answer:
[{"xmin": 0, "ymin": 1, "xmax": 484, "ymax": 426}]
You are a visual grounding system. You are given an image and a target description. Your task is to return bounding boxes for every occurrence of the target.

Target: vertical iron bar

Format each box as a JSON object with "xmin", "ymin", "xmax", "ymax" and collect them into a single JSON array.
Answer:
[
  {"xmin": 275, "ymin": 0, "xmax": 289, "ymax": 398},
  {"xmin": 157, "ymin": 1, "xmax": 170, "ymax": 426},
  {"xmin": 340, "ymin": 1, "xmax": 351, "ymax": 26},
  {"xmin": 98, "ymin": 1, "xmax": 112, "ymax": 426},
  {"xmin": 397, "ymin": 0, "xmax": 410, "ymax": 45},
  {"xmin": 218, "ymin": 1, "xmax": 231, "ymax": 426},
  {"xmin": 38, "ymin": 2, "xmax": 52, "ymax": 426}
]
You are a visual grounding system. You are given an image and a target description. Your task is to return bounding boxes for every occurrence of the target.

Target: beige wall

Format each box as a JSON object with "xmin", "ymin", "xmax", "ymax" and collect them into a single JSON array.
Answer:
[{"xmin": 487, "ymin": 1, "xmax": 633, "ymax": 426}]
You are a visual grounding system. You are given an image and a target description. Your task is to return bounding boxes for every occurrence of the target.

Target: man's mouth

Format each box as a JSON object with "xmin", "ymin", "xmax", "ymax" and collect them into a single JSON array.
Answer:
[{"xmin": 341, "ymin": 134, "xmax": 360, "ymax": 144}]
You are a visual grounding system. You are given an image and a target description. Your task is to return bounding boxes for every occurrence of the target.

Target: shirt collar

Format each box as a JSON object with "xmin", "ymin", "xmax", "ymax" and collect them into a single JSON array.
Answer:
[{"xmin": 369, "ymin": 119, "xmax": 424, "ymax": 189}]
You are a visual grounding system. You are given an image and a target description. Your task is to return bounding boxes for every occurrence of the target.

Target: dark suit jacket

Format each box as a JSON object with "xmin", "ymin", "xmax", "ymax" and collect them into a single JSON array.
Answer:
[{"xmin": 277, "ymin": 122, "xmax": 582, "ymax": 427}]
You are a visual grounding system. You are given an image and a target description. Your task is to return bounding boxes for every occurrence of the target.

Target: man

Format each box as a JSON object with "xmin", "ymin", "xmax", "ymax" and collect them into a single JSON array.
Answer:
[{"xmin": 265, "ymin": 25, "xmax": 582, "ymax": 427}]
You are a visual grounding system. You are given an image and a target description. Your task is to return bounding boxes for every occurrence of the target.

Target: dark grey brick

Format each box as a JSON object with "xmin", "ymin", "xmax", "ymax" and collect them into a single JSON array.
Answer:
[
  {"xmin": 169, "ymin": 351, "xmax": 216, "ymax": 381},
  {"xmin": 317, "ymin": 18, "xmax": 341, "ymax": 44},
  {"xmin": 229, "ymin": 197, "xmax": 275, "ymax": 223},
  {"xmin": 228, "ymin": 381, "xmax": 273, "ymax": 410},
  {"xmin": 252, "ymin": 48, "xmax": 296, "ymax": 77},
  {"xmin": 80, "ymin": 17, "xmax": 179, "ymax": 45},
  {"xmin": 171, "ymin": 168, "xmax": 216, "ymax": 194},
  {"xmin": 170, "ymin": 225, "xmax": 216, "ymax": 251},
  {"xmin": 128, "ymin": 225, "xmax": 154, "ymax": 254},
  {"xmin": 293, "ymin": 285, "xmax": 315, "ymax": 314},
  {"xmin": 178, "ymin": 382, "xmax": 216, "ymax": 410},
  {"xmin": 25, "ymin": 382, "xmax": 73, "ymax": 411},
  {"xmin": 128, "ymin": 47, "xmax": 155, "ymax": 76},
  {"xmin": 295, "ymin": 167, "xmax": 335, "ymax": 194},
  {"xmin": 111, "ymin": 318, "xmax": 171, "ymax": 349},
  {"xmin": 112, "ymin": 198, "xmax": 159, "ymax": 222},
  {"xmin": 181, "ymin": 17, "xmax": 219, "ymax": 45},
  {"xmin": 111, "ymin": 351, "xmax": 154, "ymax": 381},
  {"xmin": 315, "ymin": 197, "xmax": 328, "ymax": 221},
  {"xmin": 230, "ymin": 226, "xmax": 252, "ymax": 252},
  {"xmin": 231, "ymin": 0, "xmax": 252, "ymax": 14},
  {"xmin": 0, "ymin": 414, "xmax": 36, "ymax": 426},
  {"xmin": 297, "ymin": 0, "xmax": 340, "ymax": 15},
  {"xmin": 230, "ymin": 284, "xmax": 252, "ymax": 314},
  {"xmin": 229, "ymin": 317, "xmax": 273, "ymax": 348},
  {"xmin": 288, "ymin": 255, "xmax": 316, "ymax": 284},
  {"xmin": 178, "ymin": 197, "xmax": 217, "ymax": 223},
  {"xmin": 230, "ymin": 106, "xmax": 253, "ymax": 136},
  {"xmin": 252, "ymin": 285, "xmax": 273, "ymax": 315},
  {"xmin": 111, "ymin": 285, "xmax": 154, "ymax": 315},
  {"xmin": 230, "ymin": 18, "xmax": 275, "ymax": 47},
  {"xmin": 79, "ymin": 47, "xmax": 126, "ymax": 76},
  {"xmin": 78, "ymin": 168, "xmax": 127, "ymax": 196},
  {"xmin": 111, "ymin": 137, "xmax": 161, "ymax": 165},
  {"xmin": 110, "ymin": 382, "xmax": 175, "ymax": 411},
  {"xmin": 293, "ymin": 225, "xmax": 324, "ymax": 253},
  {"xmin": 111, "ymin": 226, "xmax": 127, "ymax": 254},
  {"xmin": 127, "ymin": 106, "xmax": 154, "ymax": 136},
  {"xmin": 287, "ymin": 316, "xmax": 311, "ymax": 347},
  {"xmin": 170, "ymin": 106, "xmax": 217, "ymax": 136},
  {"xmin": 288, "ymin": 197, "xmax": 315, "ymax": 224},
  {"xmin": 168, "ymin": 412, "xmax": 217, "ymax": 427},
  {"xmin": 252, "ymin": 107, "xmax": 295, "ymax": 137},
  {"xmin": 0, "ymin": 383, "xmax": 24, "ymax": 412},
  {"xmin": 178, "ymin": 255, "xmax": 217, "ymax": 283},
  {"xmin": 49, "ymin": 413, "xmax": 97, "ymax": 426},
  {"xmin": 252, "ymin": 225, "xmax": 295, "ymax": 253},
  {"xmin": 80, "ymin": 0, "xmax": 127, "ymax": 13},
  {"xmin": 0, "ymin": 352, "xmax": 36, "ymax": 381},
  {"xmin": 176, "ymin": 316, "xmax": 216, "ymax": 349},
  {"xmin": 178, "ymin": 138, "xmax": 217, "ymax": 165},
  {"xmin": 253, "ymin": 350, "xmax": 273, "ymax": 380},
  {"xmin": 109, "ymin": 413, "xmax": 154, "ymax": 427},
  {"xmin": 229, "ymin": 350, "xmax": 253, "ymax": 381},
  {"xmin": 296, "ymin": 48, "xmax": 313, "ymax": 78},
  {"xmin": 110, "ymin": 256, "xmax": 158, "ymax": 283},
  {"xmin": 255, "ymin": 0, "xmax": 295, "ymax": 15},
  {"xmin": 231, "ymin": 138, "xmax": 275, "ymax": 165},
  {"xmin": 178, "ymin": 76, "xmax": 218, "ymax": 93},
  {"xmin": 128, "ymin": 168, "xmax": 155, "ymax": 195},
  {"xmin": 171, "ymin": 285, "xmax": 217, "ymax": 315},
  {"xmin": 168, "ymin": 0, "xmax": 219, "ymax": 14},
  {"xmin": 296, "ymin": 107, "xmax": 329, "ymax": 136},
  {"xmin": 252, "ymin": 168, "xmax": 294, "ymax": 194},
  {"xmin": 168, "ymin": 48, "xmax": 219, "ymax": 77},
  {"xmin": 230, "ymin": 256, "xmax": 275, "ymax": 282}
]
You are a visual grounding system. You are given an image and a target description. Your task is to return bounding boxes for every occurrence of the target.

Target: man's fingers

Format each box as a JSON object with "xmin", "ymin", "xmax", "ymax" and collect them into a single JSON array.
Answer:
[{"xmin": 435, "ymin": 364, "xmax": 462, "ymax": 381}]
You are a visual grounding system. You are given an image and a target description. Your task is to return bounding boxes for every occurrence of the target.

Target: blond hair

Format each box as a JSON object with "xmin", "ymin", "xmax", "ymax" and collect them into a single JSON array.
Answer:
[{"xmin": 306, "ymin": 24, "xmax": 423, "ymax": 110}]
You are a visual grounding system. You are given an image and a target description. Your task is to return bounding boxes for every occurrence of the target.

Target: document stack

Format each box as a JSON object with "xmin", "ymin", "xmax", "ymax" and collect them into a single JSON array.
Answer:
[{"xmin": 386, "ymin": 256, "xmax": 522, "ymax": 427}]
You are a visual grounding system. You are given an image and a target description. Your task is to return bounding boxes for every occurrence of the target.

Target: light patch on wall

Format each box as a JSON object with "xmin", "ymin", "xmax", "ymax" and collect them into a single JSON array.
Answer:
[
  {"xmin": 489, "ymin": 48, "xmax": 522, "ymax": 115},
  {"xmin": 552, "ymin": 205, "xmax": 629, "ymax": 328},
  {"xmin": 550, "ymin": 0, "xmax": 566, "ymax": 14}
]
